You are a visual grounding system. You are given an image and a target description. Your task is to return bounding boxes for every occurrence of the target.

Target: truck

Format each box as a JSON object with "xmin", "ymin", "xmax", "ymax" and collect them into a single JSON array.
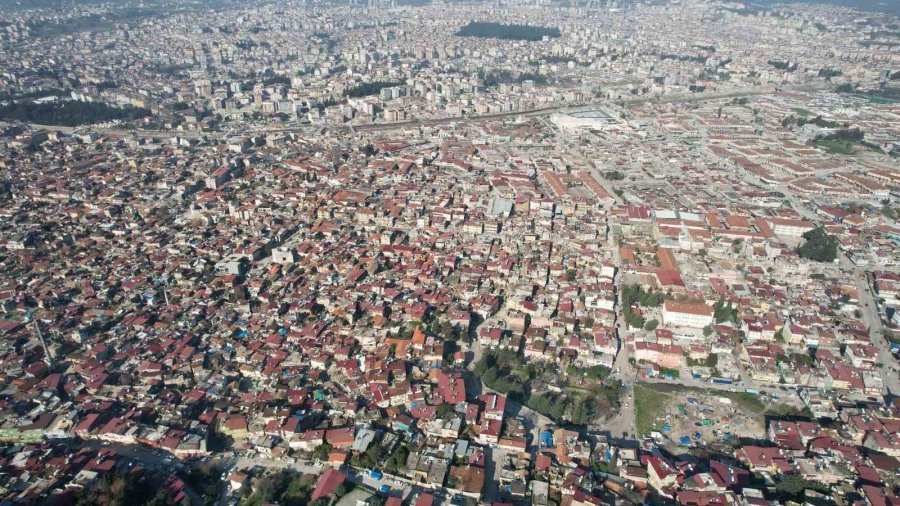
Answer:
[{"xmin": 711, "ymin": 378, "xmax": 733, "ymax": 385}]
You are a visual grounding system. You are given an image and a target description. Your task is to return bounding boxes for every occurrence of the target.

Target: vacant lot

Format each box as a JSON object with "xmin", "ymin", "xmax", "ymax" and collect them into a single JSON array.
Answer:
[
  {"xmin": 336, "ymin": 488, "xmax": 374, "ymax": 506},
  {"xmin": 633, "ymin": 383, "xmax": 770, "ymax": 448},
  {"xmin": 812, "ymin": 139, "xmax": 855, "ymax": 155}
]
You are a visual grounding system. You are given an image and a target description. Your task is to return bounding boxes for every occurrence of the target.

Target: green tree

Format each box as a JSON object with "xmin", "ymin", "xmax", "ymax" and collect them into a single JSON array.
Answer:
[
  {"xmin": 0, "ymin": 100, "xmax": 151, "ymax": 126},
  {"xmin": 76, "ymin": 470, "xmax": 178, "ymax": 506},
  {"xmin": 775, "ymin": 474, "xmax": 829, "ymax": 496},
  {"xmin": 436, "ymin": 403, "xmax": 456, "ymax": 418},
  {"xmin": 796, "ymin": 227, "xmax": 838, "ymax": 263},
  {"xmin": 455, "ymin": 21, "xmax": 561, "ymax": 41},
  {"xmin": 774, "ymin": 327, "xmax": 786, "ymax": 343},
  {"xmin": 312, "ymin": 442, "xmax": 332, "ymax": 461},
  {"xmin": 343, "ymin": 81, "xmax": 404, "ymax": 98}
]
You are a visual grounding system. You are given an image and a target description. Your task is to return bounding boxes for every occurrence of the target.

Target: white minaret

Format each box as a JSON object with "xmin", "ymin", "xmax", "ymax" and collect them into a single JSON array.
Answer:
[{"xmin": 29, "ymin": 313, "xmax": 52, "ymax": 366}]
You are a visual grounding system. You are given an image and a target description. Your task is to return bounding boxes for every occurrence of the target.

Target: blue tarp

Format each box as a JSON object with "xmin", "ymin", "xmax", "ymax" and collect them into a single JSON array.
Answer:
[
  {"xmin": 661, "ymin": 424, "xmax": 672, "ymax": 432},
  {"xmin": 540, "ymin": 431, "xmax": 554, "ymax": 447},
  {"xmin": 679, "ymin": 436, "xmax": 691, "ymax": 445}
]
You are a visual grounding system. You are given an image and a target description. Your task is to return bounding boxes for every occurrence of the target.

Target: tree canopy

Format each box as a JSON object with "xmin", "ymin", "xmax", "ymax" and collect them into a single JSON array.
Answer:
[
  {"xmin": 796, "ymin": 227, "xmax": 838, "ymax": 263},
  {"xmin": 474, "ymin": 349, "xmax": 618, "ymax": 425},
  {"xmin": 239, "ymin": 471, "xmax": 325, "ymax": 506},
  {"xmin": 0, "ymin": 100, "xmax": 150, "ymax": 126},
  {"xmin": 455, "ymin": 22, "xmax": 560, "ymax": 41},
  {"xmin": 74, "ymin": 470, "xmax": 179, "ymax": 506},
  {"xmin": 774, "ymin": 474, "xmax": 829, "ymax": 497},
  {"xmin": 620, "ymin": 284, "xmax": 663, "ymax": 329},
  {"xmin": 343, "ymin": 81, "xmax": 404, "ymax": 98}
]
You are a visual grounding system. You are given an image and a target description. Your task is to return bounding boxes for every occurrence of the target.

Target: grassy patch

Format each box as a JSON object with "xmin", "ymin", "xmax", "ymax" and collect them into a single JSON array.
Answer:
[
  {"xmin": 765, "ymin": 404, "xmax": 813, "ymax": 418},
  {"xmin": 885, "ymin": 332, "xmax": 900, "ymax": 346},
  {"xmin": 717, "ymin": 391, "xmax": 766, "ymax": 413},
  {"xmin": 791, "ymin": 108, "xmax": 813, "ymax": 116},
  {"xmin": 566, "ymin": 364, "xmax": 611, "ymax": 381},
  {"xmin": 633, "ymin": 383, "xmax": 771, "ymax": 436},
  {"xmin": 849, "ymin": 93, "xmax": 900, "ymax": 105},
  {"xmin": 634, "ymin": 383, "xmax": 675, "ymax": 436},
  {"xmin": 475, "ymin": 349, "xmax": 620, "ymax": 425},
  {"xmin": 812, "ymin": 139, "xmax": 855, "ymax": 155},
  {"xmin": 859, "ymin": 141, "xmax": 885, "ymax": 153}
]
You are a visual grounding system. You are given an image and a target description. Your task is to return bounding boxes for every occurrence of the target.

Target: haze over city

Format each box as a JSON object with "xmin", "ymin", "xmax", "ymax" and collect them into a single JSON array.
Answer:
[{"xmin": 0, "ymin": 0, "xmax": 898, "ymax": 505}]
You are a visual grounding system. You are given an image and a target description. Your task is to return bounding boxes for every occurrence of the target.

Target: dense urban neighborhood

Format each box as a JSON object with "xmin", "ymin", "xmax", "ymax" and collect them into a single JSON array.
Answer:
[{"xmin": 0, "ymin": 0, "xmax": 898, "ymax": 505}]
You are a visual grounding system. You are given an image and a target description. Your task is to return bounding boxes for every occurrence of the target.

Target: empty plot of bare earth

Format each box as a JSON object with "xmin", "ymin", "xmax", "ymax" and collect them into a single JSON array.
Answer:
[
  {"xmin": 634, "ymin": 383, "xmax": 768, "ymax": 449},
  {"xmin": 336, "ymin": 487, "xmax": 375, "ymax": 506}
]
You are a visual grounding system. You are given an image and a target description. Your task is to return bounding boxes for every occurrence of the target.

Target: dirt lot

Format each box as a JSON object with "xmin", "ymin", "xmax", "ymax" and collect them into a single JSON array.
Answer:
[
  {"xmin": 336, "ymin": 488, "xmax": 375, "ymax": 506},
  {"xmin": 634, "ymin": 383, "xmax": 767, "ymax": 449}
]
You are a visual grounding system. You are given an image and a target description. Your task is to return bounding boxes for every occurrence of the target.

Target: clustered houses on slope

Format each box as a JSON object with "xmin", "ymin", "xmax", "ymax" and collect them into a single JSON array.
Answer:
[
  {"xmin": 1, "ymin": 88, "xmax": 898, "ymax": 504},
  {"xmin": 2, "ymin": 0, "xmax": 898, "ymax": 130},
  {"xmin": 0, "ymin": 0, "xmax": 898, "ymax": 504}
]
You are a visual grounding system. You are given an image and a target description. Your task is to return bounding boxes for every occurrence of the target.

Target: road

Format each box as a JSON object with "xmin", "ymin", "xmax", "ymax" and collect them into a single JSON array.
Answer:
[
  {"xmin": 604, "ymin": 251, "xmax": 804, "ymax": 442},
  {"xmin": 345, "ymin": 468, "xmax": 415, "ymax": 502},
  {"xmin": 77, "ymin": 440, "xmax": 204, "ymax": 506},
  {"xmin": 353, "ymin": 86, "xmax": 778, "ymax": 133},
  {"xmin": 79, "ymin": 438, "xmax": 438, "ymax": 505},
  {"xmin": 463, "ymin": 352, "xmax": 548, "ymax": 501},
  {"xmin": 604, "ymin": 334, "xmax": 636, "ymax": 440},
  {"xmin": 4, "ymin": 84, "xmax": 794, "ymax": 140},
  {"xmin": 462, "ymin": 317, "xmax": 550, "ymax": 502},
  {"xmin": 621, "ymin": 86, "xmax": 775, "ymax": 107},
  {"xmin": 773, "ymin": 183, "xmax": 900, "ymax": 397},
  {"xmin": 602, "ymin": 268, "xmax": 636, "ymax": 441},
  {"xmin": 225, "ymin": 454, "xmax": 324, "ymax": 475},
  {"xmin": 638, "ymin": 374, "xmax": 798, "ymax": 398},
  {"xmin": 854, "ymin": 272, "xmax": 900, "ymax": 396}
]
